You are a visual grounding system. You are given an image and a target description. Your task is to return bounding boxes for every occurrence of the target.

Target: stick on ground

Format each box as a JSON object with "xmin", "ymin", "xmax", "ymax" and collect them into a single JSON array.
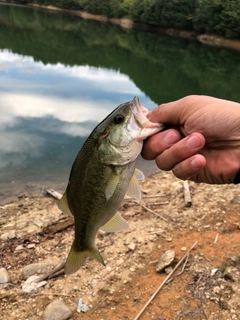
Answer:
[
  {"xmin": 133, "ymin": 241, "xmax": 198, "ymax": 320},
  {"xmin": 183, "ymin": 181, "xmax": 192, "ymax": 207}
]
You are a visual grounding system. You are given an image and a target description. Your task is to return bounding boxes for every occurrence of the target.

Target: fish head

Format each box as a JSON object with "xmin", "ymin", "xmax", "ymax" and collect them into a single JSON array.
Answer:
[{"xmin": 94, "ymin": 96, "xmax": 164, "ymax": 165}]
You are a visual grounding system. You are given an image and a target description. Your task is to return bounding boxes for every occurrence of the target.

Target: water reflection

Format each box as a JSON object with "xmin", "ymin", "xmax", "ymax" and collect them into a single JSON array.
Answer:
[{"xmin": 0, "ymin": 49, "xmax": 157, "ymax": 203}]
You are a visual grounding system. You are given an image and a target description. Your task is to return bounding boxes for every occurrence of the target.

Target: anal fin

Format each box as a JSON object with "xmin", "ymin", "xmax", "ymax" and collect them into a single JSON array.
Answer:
[{"xmin": 100, "ymin": 212, "xmax": 130, "ymax": 233}]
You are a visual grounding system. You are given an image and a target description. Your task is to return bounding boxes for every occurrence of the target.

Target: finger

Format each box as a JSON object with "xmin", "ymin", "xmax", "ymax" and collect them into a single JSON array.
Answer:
[
  {"xmin": 142, "ymin": 129, "xmax": 181, "ymax": 160},
  {"xmin": 148, "ymin": 95, "xmax": 200, "ymax": 125},
  {"xmin": 154, "ymin": 133, "xmax": 205, "ymax": 171},
  {"xmin": 172, "ymin": 154, "xmax": 206, "ymax": 181}
]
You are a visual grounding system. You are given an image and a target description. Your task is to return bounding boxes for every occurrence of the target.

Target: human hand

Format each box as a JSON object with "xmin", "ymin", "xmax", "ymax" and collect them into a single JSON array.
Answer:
[{"xmin": 142, "ymin": 95, "xmax": 240, "ymax": 184}]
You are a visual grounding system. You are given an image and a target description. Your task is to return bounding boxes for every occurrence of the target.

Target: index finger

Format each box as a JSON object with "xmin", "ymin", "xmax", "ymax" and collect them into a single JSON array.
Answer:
[{"xmin": 148, "ymin": 95, "xmax": 201, "ymax": 125}]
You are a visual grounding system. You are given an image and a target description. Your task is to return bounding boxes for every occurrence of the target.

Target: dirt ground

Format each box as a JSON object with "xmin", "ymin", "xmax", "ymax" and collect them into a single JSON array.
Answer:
[{"xmin": 0, "ymin": 171, "xmax": 240, "ymax": 320}]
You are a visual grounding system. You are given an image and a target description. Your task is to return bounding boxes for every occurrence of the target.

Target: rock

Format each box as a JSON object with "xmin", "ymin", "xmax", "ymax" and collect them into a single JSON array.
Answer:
[
  {"xmin": 211, "ymin": 268, "xmax": 218, "ymax": 276},
  {"xmin": 0, "ymin": 233, "xmax": 8, "ymax": 241},
  {"xmin": 224, "ymin": 266, "xmax": 240, "ymax": 282},
  {"xmin": 165, "ymin": 266, "xmax": 173, "ymax": 274},
  {"xmin": 127, "ymin": 242, "xmax": 136, "ymax": 251},
  {"xmin": 0, "ymin": 268, "xmax": 10, "ymax": 283},
  {"xmin": 156, "ymin": 250, "xmax": 175, "ymax": 273},
  {"xmin": 8, "ymin": 230, "xmax": 16, "ymax": 239},
  {"xmin": 41, "ymin": 300, "xmax": 72, "ymax": 320},
  {"xmin": 226, "ymin": 254, "xmax": 240, "ymax": 267},
  {"xmin": 21, "ymin": 263, "xmax": 54, "ymax": 280},
  {"xmin": 14, "ymin": 245, "xmax": 24, "ymax": 252}
]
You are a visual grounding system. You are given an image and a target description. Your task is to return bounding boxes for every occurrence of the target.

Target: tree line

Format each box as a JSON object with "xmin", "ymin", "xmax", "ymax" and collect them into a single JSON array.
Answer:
[{"xmin": 12, "ymin": 0, "xmax": 240, "ymax": 38}]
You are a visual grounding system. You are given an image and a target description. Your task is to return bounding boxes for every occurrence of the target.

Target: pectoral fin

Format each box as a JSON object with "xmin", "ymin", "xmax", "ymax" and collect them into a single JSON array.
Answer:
[
  {"xmin": 105, "ymin": 174, "xmax": 120, "ymax": 201},
  {"xmin": 134, "ymin": 168, "xmax": 145, "ymax": 181},
  {"xmin": 65, "ymin": 242, "xmax": 105, "ymax": 275},
  {"xmin": 58, "ymin": 192, "xmax": 73, "ymax": 216},
  {"xmin": 100, "ymin": 212, "xmax": 130, "ymax": 232},
  {"xmin": 126, "ymin": 169, "xmax": 144, "ymax": 200}
]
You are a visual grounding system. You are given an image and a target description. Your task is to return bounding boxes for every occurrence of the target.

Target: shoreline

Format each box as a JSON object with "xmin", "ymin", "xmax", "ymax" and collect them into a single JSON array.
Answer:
[
  {"xmin": 1, "ymin": 1, "xmax": 239, "ymax": 52},
  {"xmin": 30, "ymin": 4, "xmax": 240, "ymax": 52}
]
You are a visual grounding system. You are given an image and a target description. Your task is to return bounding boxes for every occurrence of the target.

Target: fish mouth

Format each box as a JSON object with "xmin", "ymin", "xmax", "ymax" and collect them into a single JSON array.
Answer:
[{"xmin": 130, "ymin": 96, "xmax": 164, "ymax": 140}]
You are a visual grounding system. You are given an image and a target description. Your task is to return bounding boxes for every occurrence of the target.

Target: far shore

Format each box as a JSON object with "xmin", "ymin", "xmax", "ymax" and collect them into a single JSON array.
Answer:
[
  {"xmin": 1, "ymin": 1, "xmax": 240, "ymax": 52},
  {"xmin": 31, "ymin": 3, "xmax": 240, "ymax": 52},
  {"xmin": 2, "ymin": 1, "xmax": 240, "ymax": 52}
]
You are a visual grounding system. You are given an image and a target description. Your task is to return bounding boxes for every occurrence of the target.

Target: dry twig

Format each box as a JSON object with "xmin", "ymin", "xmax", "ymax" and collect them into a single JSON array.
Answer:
[
  {"xmin": 214, "ymin": 233, "xmax": 219, "ymax": 244},
  {"xmin": 47, "ymin": 189, "xmax": 62, "ymax": 200},
  {"xmin": 133, "ymin": 200, "xmax": 168, "ymax": 222},
  {"xmin": 34, "ymin": 260, "xmax": 66, "ymax": 283},
  {"xmin": 183, "ymin": 181, "xmax": 192, "ymax": 207},
  {"xmin": 133, "ymin": 241, "xmax": 198, "ymax": 320}
]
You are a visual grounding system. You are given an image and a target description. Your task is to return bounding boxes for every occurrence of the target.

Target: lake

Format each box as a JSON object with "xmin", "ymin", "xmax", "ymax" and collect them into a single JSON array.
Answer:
[{"xmin": 0, "ymin": 3, "xmax": 240, "ymax": 204}]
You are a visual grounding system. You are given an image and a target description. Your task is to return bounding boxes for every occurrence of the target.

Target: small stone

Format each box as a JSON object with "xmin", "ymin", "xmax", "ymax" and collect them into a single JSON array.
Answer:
[
  {"xmin": 73, "ymin": 285, "xmax": 79, "ymax": 291},
  {"xmin": 15, "ymin": 245, "xmax": 24, "ymax": 252},
  {"xmin": 0, "ymin": 233, "xmax": 8, "ymax": 241},
  {"xmin": 181, "ymin": 247, "xmax": 187, "ymax": 251},
  {"xmin": 127, "ymin": 242, "xmax": 136, "ymax": 251},
  {"xmin": 0, "ymin": 268, "xmax": 10, "ymax": 283},
  {"xmin": 27, "ymin": 244, "xmax": 36, "ymax": 249},
  {"xmin": 213, "ymin": 286, "xmax": 221, "ymax": 294},
  {"xmin": 156, "ymin": 250, "xmax": 175, "ymax": 272},
  {"xmin": 166, "ymin": 238, "xmax": 172, "ymax": 242},
  {"xmin": 164, "ymin": 266, "xmax": 173, "ymax": 274},
  {"xmin": 226, "ymin": 254, "xmax": 240, "ymax": 267},
  {"xmin": 21, "ymin": 263, "xmax": 54, "ymax": 280},
  {"xmin": 224, "ymin": 266, "xmax": 240, "ymax": 282},
  {"xmin": 41, "ymin": 300, "xmax": 72, "ymax": 320},
  {"xmin": 116, "ymin": 258, "xmax": 124, "ymax": 266},
  {"xmin": 129, "ymin": 266, "xmax": 136, "ymax": 272},
  {"xmin": 8, "ymin": 230, "xmax": 16, "ymax": 239},
  {"xmin": 211, "ymin": 268, "xmax": 218, "ymax": 276},
  {"xmin": 149, "ymin": 235, "xmax": 158, "ymax": 242}
]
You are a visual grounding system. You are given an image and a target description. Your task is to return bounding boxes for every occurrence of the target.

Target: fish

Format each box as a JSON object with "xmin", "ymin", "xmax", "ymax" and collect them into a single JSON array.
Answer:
[{"xmin": 58, "ymin": 96, "xmax": 164, "ymax": 275}]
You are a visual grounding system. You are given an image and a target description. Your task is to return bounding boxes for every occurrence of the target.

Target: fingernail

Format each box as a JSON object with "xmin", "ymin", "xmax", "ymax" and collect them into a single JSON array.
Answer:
[
  {"xmin": 187, "ymin": 135, "xmax": 202, "ymax": 150},
  {"xmin": 191, "ymin": 158, "xmax": 202, "ymax": 170},
  {"xmin": 164, "ymin": 131, "xmax": 179, "ymax": 145}
]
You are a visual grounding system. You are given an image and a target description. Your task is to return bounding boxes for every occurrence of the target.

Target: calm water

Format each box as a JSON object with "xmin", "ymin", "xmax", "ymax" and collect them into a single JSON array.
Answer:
[{"xmin": 1, "ymin": 3, "xmax": 240, "ymax": 203}]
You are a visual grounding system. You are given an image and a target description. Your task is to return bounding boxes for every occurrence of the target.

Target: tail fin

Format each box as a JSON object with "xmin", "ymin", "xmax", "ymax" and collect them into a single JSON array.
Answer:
[{"xmin": 64, "ymin": 242, "xmax": 105, "ymax": 275}]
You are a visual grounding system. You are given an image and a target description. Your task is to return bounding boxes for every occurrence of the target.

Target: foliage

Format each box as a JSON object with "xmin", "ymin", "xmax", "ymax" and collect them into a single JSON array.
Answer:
[
  {"xmin": 193, "ymin": 0, "xmax": 240, "ymax": 37},
  {"xmin": 8, "ymin": 0, "xmax": 240, "ymax": 37}
]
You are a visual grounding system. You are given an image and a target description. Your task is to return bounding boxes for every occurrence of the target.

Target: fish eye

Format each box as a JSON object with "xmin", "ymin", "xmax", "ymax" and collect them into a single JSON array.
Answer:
[{"xmin": 114, "ymin": 114, "xmax": 125, "ymax": 124}]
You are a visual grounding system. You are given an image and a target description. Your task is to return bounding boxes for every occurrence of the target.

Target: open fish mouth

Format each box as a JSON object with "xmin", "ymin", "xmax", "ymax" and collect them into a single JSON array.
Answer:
[{"xmin": 130, "ymin": 96, "xmax": 164, "ymax": 140}]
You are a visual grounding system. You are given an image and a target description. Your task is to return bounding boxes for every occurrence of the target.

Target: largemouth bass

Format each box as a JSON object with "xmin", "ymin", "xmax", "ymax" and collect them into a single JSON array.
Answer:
[{"xmin": 59, "ymin": 96, "xmax": 164, "ymax": 274}]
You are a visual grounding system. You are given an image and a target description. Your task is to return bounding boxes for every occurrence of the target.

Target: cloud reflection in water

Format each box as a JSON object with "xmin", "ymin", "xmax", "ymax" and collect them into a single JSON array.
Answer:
[{"xmin": 0, "ymin": 50, "xmax": 157, "ymax": 200}]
